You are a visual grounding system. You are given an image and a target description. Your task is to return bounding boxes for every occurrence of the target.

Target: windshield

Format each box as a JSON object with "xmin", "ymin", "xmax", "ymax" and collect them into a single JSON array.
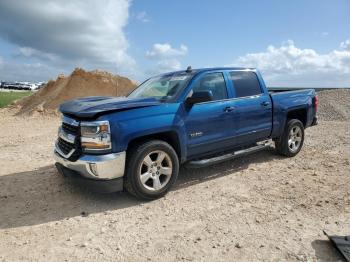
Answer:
[{"xmin": 128, "ymin": 73, "xmax": 193, "ymax": 102}]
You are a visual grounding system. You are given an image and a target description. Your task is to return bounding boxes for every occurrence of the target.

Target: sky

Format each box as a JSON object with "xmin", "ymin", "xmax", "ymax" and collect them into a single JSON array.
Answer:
[{"xmin": 0, "ymin": 0, "xmax": 349, "ymax": 87}]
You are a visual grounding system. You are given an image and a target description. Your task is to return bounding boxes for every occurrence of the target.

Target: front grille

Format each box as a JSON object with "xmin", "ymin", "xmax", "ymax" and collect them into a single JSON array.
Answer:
[
  {"xmin": 56, "ymin": 116, "xmax": 82, "ymax": 161},
  {"xmin": 62, "ymin": 122, "xmax": 79, "ymax": 135},
  {"xmin": 58, "ymin": 137, "xmax": 75, "ymax": 155}
]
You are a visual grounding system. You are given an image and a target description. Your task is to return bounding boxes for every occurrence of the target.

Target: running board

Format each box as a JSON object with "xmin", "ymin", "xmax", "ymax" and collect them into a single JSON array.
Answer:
[{"xmin": 187, "ymin": 140, "xmax": 273, "ymax": 168}]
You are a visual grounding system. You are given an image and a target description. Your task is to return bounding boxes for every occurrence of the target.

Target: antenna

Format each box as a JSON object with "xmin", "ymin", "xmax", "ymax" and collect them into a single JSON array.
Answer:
[{"xmin": 186, "ymin": 66, "xmax": 192, "ymax": 73}]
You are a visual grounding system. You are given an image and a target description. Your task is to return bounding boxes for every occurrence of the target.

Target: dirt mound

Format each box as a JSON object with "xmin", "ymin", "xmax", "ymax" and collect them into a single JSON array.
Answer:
[
  {"xmin": 14, "ymin": 68, "xmax": 137, "ymax": 115},
  {"xmin": 317, "ymin": 89, "xmax": 350, "ymax": 121}
]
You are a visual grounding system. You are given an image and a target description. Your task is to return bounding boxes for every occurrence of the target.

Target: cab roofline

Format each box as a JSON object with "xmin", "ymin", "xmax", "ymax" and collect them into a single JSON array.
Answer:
[{"xmin": 157, "ymin": 67, "xmax": 257, "ymax": 77}]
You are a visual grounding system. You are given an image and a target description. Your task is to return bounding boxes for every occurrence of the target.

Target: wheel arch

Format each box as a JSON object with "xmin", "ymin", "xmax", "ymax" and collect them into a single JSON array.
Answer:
[
  {"xmin": 286, "ymin": 108, "xmax": 307, "ymax": 127},
  {"xmin": 126, "ymin": 131, "xmax": 183, "ymax": 162}
]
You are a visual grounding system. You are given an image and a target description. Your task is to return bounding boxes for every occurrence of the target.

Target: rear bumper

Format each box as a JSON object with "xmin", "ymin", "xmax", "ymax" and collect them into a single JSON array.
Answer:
[{"xmin": 311, "ymin": 116, "xmax": 318, "ymax": 126}]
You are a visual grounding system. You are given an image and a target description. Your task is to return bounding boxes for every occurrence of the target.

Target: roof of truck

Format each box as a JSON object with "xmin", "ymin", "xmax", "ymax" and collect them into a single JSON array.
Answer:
[
  {"xmin": 159, "ymin": 67, "xmax": 256, "ymax": 77},
  {"xmin": 193, "ymin": 67, "xmax": 255, "ymax": 72}
]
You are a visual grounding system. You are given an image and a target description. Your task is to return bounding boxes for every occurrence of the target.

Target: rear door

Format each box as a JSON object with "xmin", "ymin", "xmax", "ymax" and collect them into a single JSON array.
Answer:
[
  {"xmin": 228, "ymin": 71, "xmax": 272, "ymax": 146},
  {"xmin": 183, "ymin": 72, "xmax": 235, "ymax": 157}
]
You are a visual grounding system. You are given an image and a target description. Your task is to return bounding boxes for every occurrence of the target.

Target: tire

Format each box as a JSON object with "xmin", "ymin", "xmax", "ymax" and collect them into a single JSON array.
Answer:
[
  {"xmin": 275, "ymin": 119, "xmax": 305, "ymax": 157},
  {"xmin": 124, "ymin": 140, "xmax": 179, "ymax": 200}
]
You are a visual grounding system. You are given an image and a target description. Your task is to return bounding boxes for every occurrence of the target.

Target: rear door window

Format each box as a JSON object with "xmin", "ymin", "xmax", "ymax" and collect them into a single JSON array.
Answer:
[{"xmin": 229, "ymin": 71, "xmax": 262, "ymax": 98}]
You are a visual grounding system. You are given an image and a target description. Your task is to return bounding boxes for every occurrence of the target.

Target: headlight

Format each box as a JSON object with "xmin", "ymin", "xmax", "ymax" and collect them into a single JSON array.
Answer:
[{"xmin": 80, "ymin": 121, "xmax": 111, "ymax": 151}]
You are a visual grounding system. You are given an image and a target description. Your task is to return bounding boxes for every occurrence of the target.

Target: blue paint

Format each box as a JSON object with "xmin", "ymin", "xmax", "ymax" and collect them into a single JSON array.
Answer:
[{"xmin": 59, "ymin": 67, "xmax": 317, "ymax": 162}]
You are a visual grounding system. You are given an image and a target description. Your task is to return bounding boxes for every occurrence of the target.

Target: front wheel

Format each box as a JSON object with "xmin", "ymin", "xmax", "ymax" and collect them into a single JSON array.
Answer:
[
  {"xmin": 275, "ymin": 119, "xmax": 304, "ymax": 157},
  {"xmin": 124, "ymin": 140, "xmax": 179, "ymax": 200}
]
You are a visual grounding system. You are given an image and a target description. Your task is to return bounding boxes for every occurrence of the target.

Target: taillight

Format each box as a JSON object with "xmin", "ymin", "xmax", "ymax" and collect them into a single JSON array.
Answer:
[{"xmin": 313, "ymin": 95, "xmax": 319, "ymax": 112}]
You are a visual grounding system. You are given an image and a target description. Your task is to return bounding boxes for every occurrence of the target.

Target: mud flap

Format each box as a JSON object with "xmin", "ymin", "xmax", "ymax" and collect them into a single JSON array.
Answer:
[{"xmin": 324, "ymin": 230, "xmax": 350, "ymax": 261}]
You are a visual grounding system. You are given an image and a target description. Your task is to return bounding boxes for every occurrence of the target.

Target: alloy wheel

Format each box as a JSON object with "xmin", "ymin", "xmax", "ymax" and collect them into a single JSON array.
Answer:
[{"xmin": 139, "ymin": 150, "xmax": 173, "ymax": 191}]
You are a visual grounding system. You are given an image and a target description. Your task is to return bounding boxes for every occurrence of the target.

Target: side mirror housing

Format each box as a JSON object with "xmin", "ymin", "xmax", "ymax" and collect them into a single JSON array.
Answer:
[{"xmin": 186, "ymin": 91, "xmax": 213, "ymax": 104}]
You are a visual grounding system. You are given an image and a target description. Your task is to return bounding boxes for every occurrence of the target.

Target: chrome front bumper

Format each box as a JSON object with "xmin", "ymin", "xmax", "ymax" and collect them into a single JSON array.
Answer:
[{"xmin": 54, "ymin": 149, "xmax": 126, "ymax": 180}]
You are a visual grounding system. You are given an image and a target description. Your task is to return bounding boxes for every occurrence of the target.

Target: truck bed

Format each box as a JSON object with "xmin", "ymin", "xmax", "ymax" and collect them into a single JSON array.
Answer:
[{"xmin": 269, "ymin": 89, "xmax": 316, "ymax": 138}]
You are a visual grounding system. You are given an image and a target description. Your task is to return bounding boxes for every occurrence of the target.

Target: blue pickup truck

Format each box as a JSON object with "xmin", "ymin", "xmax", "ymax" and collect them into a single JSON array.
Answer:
[{"xmin": 54, "ymin": 67, "xmax": 318, "ymax": 199}]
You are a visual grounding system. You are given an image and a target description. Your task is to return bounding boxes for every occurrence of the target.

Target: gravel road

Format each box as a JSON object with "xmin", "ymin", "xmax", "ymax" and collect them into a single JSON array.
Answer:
[{"xmin": 0, "ymin": 106, "xmax": 349, "ymax": 261}]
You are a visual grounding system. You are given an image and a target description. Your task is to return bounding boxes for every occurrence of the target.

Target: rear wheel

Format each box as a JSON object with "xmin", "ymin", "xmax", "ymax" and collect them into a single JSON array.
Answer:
[
  {"xmin": 275, "ymin": 119, "xmax": 304, "ymax": 157},
  {"xmin": 124, "ymin": 140, "xmax": 179, "ymax": 200}
]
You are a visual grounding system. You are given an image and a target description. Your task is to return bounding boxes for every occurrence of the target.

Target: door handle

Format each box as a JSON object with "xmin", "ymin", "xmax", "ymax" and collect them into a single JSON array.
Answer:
[
  {"xmin": 261, "ymin": 101, "xmax": 270, "ymax": 107},
  {"xmin": 224, "ymin": 106, "xmax": 236, "ymax": 112}
]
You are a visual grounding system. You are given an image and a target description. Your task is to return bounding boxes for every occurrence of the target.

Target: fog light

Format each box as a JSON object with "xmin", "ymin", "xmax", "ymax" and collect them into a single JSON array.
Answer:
[{"xmin": 89, "ymin": 163, "xmax": 98, "ymax": 177}]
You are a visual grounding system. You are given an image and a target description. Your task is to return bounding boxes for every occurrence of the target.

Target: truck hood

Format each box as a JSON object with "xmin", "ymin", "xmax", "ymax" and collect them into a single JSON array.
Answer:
[{"xmin": 59, "ymin": 96, "xmax": 161, "ymax": 118}]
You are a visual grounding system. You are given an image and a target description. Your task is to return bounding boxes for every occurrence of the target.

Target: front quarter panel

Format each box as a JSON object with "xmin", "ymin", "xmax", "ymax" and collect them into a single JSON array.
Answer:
[{"xmin": 97, "ymin": 103, "xmax": 187, "ymax": 161}]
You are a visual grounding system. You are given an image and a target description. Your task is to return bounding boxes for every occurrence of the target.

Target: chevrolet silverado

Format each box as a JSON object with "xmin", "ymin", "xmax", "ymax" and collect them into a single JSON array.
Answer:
[{"xmin": 54, "ymin": 67, "xmax": 318, "ymax": 199}]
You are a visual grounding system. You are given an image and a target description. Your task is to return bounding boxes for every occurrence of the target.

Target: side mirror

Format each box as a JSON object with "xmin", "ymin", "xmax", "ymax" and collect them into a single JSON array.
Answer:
[{"xmin": 186, "ymin": 91, "xmax": 213, "ymax": 105}]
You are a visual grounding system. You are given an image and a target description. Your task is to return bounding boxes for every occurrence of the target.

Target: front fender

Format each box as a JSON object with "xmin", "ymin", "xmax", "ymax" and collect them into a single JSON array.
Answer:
[{"xmin": 100, "ymin": 103, "xmax": 188, "ymax": 162}]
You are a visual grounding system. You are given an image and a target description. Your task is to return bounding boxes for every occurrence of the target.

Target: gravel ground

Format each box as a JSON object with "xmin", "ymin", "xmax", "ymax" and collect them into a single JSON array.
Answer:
[
  {"xmin": 0, "ymin": 105, "xmax": 349, "ymax": 261},
  {"xmin": 317, "ymin": 89, "xmax": 350, "ymax": 121}
]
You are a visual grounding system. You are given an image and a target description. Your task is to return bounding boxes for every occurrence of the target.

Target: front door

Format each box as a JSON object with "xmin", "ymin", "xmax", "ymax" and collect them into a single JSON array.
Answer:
[{"xmin": 183, "ymin": 72, "xmax": 235, "ymax": 158}]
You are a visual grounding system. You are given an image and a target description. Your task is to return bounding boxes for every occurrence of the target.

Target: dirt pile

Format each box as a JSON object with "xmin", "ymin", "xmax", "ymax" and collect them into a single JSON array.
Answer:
[
  {"xmin": 317, "ymin": 89, "xmax": 350, "ymax": 121},
  {"xmin": 14, "ymin": 68, "xmax": 137, "ymax": 114}
]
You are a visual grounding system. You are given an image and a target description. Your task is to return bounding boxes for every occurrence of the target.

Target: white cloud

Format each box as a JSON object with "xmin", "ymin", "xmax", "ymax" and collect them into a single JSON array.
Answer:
[
  {"xmin": 156, "ymin": 59, "xmax": 182, "ymax": 71},
  {"xmin": 0, "ymin": 0, "xmax": 135, "ymax": 77},
  {"xmin": 0, "ymin": 60, "xmax": 66, "ymax": 82},
  {"xmin": 146, "ymin": 43, "xmax": 188, "ymax": 59},
  {"xmin": 146, "ymin": 43, "xmax": 188, "ymax": 74},
  {"xmin": 18, "ymin": 47, "xmax": 36, "ymax": 57},
  {"xmin": 17, "ymin": 47, "xmax": 58, "ymax": 61},
  {"xmin": 136, "ymin": 11, "xmax": 150, "ymax": 23},
  {"xmin": 232, "ymin": 40, "xmax": 350, "ymax": 87},
  {"xmin": 340, "ymin": 39, "xmax": 350, "ymax": 51}
]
